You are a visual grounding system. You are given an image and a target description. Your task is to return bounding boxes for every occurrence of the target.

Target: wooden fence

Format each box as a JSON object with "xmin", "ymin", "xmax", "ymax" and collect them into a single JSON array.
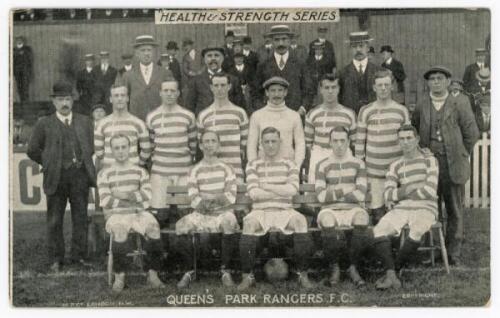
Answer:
[{"xmin": 465, "ymin": 133, "xmax": 490, "ymax": 208}]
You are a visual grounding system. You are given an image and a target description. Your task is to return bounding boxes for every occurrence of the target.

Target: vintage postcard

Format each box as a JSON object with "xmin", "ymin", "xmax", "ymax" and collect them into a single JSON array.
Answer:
[{"xmin": 9, "ymin": 6, "xmax": 491, "ymax": 308}]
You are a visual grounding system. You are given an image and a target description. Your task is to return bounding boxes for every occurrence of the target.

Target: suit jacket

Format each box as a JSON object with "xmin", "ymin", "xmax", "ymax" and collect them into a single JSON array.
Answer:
[
  {"xmin": 412, "ymin": 94, "xmax": 479, "ymax": 184},
  {"xmin": 462, "ymin": 63, "xmax": 481, "ymax": 94},
  {"xmin": 381, "ymin": 58, "xmax": 406, "ymax": 93},
  {"xmin": 306, "ymin": 55, "xmax": 336, "ymax": 92},
  {"xmin": 308, "ymin": 39, "xmax": 336, "ymax": 68},
  {"xmin": 185, "ymin": 69, "xmax": 245, "ymax": 115},
  {"xmin": 75, "ymin": 68, "xmax": 96, "ymax": 115},
  {"xmin": 92, "ymin": 65, "xmax": 118, "ymax": 109},
  {"xmin": 118, "ymin": 66, "xmax": 133, "ymax": 77},
  {"xmin": 13, "ymin": 45, "xmax": 33, "ymax": 81},
  {"xmin": 338, "ymin": 61, "xmax": 381, "ymax": 114},
  {"xmin": 253, "ymin": 54, "xmax": 314, "ymax": 111},
  {"xmin": 115, "ymin": 62, "xmax": 171, "ymax": 121},
  {"xmin": 182, "ymin": 50, "xmax": 204, "ymax": 85},
  {"xmin": 256, "ymin": 45, "xmax": 274, "ymax": 63},
  {"xmin": 27, "ymin": 113, "xmax": 96, "ymax": 195},
  {"xmin": 158, "ymin": 58, "xmax": 182, "ymax": 86},
  {"xmin": 243, "ymin": 50, "xmax": 259, "ymax": 74},
  {"xmin": 290, "ymin": 45, "xmax": 308, "ymax": 64}
]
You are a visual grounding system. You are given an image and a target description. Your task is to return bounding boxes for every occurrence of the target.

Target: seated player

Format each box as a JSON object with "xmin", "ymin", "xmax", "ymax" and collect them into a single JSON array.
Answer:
[
  {"xmin": 175, "ymin": 130, "xmax": 239, "ymax": 289},
  {"xmin": 238, "ymin": 127, "xmax": 314, "ymax": 291},
  {"xmin": 371, "ymin": 124, "xmax": 439, "ymax": 290},
  {"xmin": 98, "ymin": 134, "xmax": 165, "ymax": 293},
  {"xmin": 315, "ymin": 126, "xmax": 369, "ymax": 288}
]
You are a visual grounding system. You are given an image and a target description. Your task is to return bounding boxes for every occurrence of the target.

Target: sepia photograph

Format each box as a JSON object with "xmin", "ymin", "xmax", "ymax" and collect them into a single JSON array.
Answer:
[{"xmin": 8, "ymin": 4, "xmax": 492, "ymax": 308}]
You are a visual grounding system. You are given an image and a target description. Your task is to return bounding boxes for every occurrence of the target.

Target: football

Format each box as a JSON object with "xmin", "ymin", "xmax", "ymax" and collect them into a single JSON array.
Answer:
[{"xmin": 264, "ymin": 258, "xmax": 289, "ymax": 282}]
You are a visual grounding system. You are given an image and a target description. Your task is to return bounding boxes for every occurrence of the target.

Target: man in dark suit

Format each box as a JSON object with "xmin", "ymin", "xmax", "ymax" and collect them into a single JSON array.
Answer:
[
  {"xmin": 115, "ymin": 35, "xmax": 171, "ymax": 121},
  {"xmin": 380, "ymin": 45, "xmax": 406, "ymax": 104},
  {"xmin": 256, "ymin": 35, "xmax": 273, "ymax": 63},
  {"xmin": 118, "ymin": 53, "xmax": 133, "ymax": 77},
  {"xmin": 306, "ymin": 40, "xmax": 336, "ymax": 103},
  {"xmin": 463, "ymin": 48, "xmax": 487, "ymax": 94},
  {"xmin": 185, "ymin": 44, "xmax": 245, "ymax": 115},
  {"xmin": 308, "ymin": 26, "xmax": 336, "ymax": 72},
  {"xmin": 228, "ymin": 52, "xmax": 254, "ymax": 114},
  {"xmin": 13, "ymin": 36, "xmax": 33, "ymax": 104},
  {"xmin": 242, "ymin": 36, "xmax": 259, "ymax": 74},
  {"xmin": 92, "ymin": 51, "xmax": 118, "ymax": 114},
  {"xmin": 75, "ymin": 53, "xmax": 96, "ymax": 115},
  {"xmin": 162, "ymin": 41, "xmax": 182, "ymax": 86},
  {"xmin": 181, "ymin": 38, "xmax": 204, "ymax": 100},
  {"xmin": 27, "ymin": 81, "xmax": 96, "ymax": 272},
  {"xmin": 252, "ymin": 25, "xmax": 314, "ymax": 115},
  {"xmin": 223, "ymin": 30, "xmax": 235, "ymax": 59},
  {"xmin": 412, "ymin": 66, "xmax": 479, "ymax": 265},
  {"xmin": 290, "ymin": 35, "xmax": 308, "ymax": 64},
  {"xmin": 338, "ymin": 31, "xmax": 381, "ymax": 114}
]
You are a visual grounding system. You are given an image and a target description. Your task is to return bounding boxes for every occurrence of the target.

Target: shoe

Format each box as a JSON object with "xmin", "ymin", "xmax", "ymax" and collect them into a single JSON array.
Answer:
[
  {"xmin": 112, "ymin": 273, "xmax": 126, "ymax": 293},
  {"xmin": 177, "ymin": 270, "xmax": 194, "ymax": 289},
  {"xmin": 237, "ymin": 273, "xmax": 256, "ymax": 291},
  {"xmin": 297, "ymin": 271, "xmax": 314, "ymax": 289},
  {"xmin": 328, "ymin": 264, "xmax": 341, "ymax": 286},
  {"xmin": 147, "ymin": 270, "xmax": 166, "ymax": 288},
  {"xmin": 221, "ymin": 270, "xmax": 235, "ymax": 288},
  {"xmin": 348, "ymin": 265, "xmax": 366, "ymax": 289},
  {"xmin": 375, "ymin": 270, "xmax": 401, "ymax": 290},
  {"xmin": 49, "ymin": 262, "xmax": 61, "ymax": 273}
]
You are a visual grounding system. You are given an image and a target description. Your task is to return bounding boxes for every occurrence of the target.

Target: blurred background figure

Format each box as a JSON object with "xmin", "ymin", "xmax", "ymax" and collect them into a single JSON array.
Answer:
[
  {"xmin": 380, "ymin": 45, "xmax": 406, "ymax": 104},
  {"xmin": 13, "ymin": 36, "xmax": 33, "ymax": 105}
]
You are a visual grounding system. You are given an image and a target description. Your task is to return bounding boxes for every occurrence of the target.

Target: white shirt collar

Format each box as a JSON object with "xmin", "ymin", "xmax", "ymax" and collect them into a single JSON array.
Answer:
[
  {"xmin": 56, "ymin": 112, "xmax": 73, "ymax": 125},
  {"xmin": 353, "ymin": 58, "xmax": 368, "ymax": 72},
  {"xmin": 140, "ymin": 63, "xmax": 152, "ymax": 71},
  {"xmin": 315, "ymin": 54, "xmax": 323, "ymax": 60},
  {"xmin": 124, "ymin": 65, "xmax": 132, "ymax": 71},
  {"xmin": 385, "ymin": 57, "xmax": 393, "ymax": 65},
  {"xmin": 189, "ymin": 49, "xmax": 196, "ymax": 59},
  {"xmin": 86, "ymin": 66, "xmax": 93, "ymax": 72},
  {"xmin": 208, "ymin": 68, "xmax": 222, "ymax": 76},
  {"xmin": 274, "ymin": 51, "xmax": 289, "ymax": 66},
  {"xmin": 243, "ymin": 49, "xmax": 250, "ymax": 56},
  {"xmin": 318, "ymin": 38, "xmax": 325, "ymax": 43},
  {"xmin": 236, "ymin": 64, "xmax": 244, "ymax": 71}
]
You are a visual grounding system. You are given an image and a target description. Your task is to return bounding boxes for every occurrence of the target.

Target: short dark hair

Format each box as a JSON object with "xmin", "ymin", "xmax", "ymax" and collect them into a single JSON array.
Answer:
[
  {"xmin": 261, "ymin": 126, "xmax": 280, "ymax": 139},
  {"xmin": 329, "ymin": 126, "xmax": 350, "ymax": 141},
  {"xmin": 319, "ymin": 73, "xmax": 338, "ymax": 87},
  {"xmin": 397, "ymin": 124, "xmax": 419, "ymax": 138},
  {"xmin": 200, "ymin": 129, "xmax": 220, "ymax": 142},
  {"xmin": 160, "ymin": 77, "xmax": 180, "ymax": 90},
  {"xmin": 374, "ymin": 69, "xmax": 395, "ymax": 83},
  {"xmin": 110, "ymin": 84, "xmax": 128, "ymax": 94},
  {"xmin": 210, "ymin": 72, "xmax": 231, "ymax": 85},
  {"xmin": 110, "ymin": 133, "xmax": 131, "ymax": 148}
]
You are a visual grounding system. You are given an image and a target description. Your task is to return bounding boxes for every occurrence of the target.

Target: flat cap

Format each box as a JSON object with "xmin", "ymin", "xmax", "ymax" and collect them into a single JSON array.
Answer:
[
  {"xmin": 263, "ymin": 76, "xmax": 289, "ymax": 89},
  {"xmin": 423, "ymin": 65, "xmax": 452, "ymax": 79}
]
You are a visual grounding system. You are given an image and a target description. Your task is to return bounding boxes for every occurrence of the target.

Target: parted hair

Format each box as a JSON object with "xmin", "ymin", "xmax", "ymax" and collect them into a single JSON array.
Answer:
[{"xmin": 261, "ymin": 126, "xmax": 281, "ymax": 139}]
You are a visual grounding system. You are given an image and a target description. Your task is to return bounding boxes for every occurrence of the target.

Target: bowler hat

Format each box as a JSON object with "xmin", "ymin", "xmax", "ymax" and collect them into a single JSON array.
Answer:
[
  {"xmin": 225, "ymin": 30, "xmax": 235, "ymax": 37},
  {"xmin": 166, "ymin": 41, "xmax": 179, "ymax": 50},
  {"xmin": 50, "ymin": 81, "xmax": 73, "ymax": 97},
  {"xmin": 121, "ymin": 53, "xmax": 133, "ymax": 60},
  {"xmin": 368, "ymin": 46, "xmax": 375, "ymax": 54},
  {"xmin": 346, "ymin": 31, "xmax": 374, "ymax": 44},
  {"xmin": 312, "ymin": 40, "xmax": 325, "ymax": 49},
  {"xmin": 133, "ymin": 35, "xmax": 158, "ymax": 48},
  {"xmin": 476, "ymin": 68, "xmax": 490, "ymax": 83},
  {"xmin": 15, "ymin": 35, "xmax": 26, "ymax": 42},
  {"xmin": 265, "ymin": 25, "xmax": 295, "ymax": 38},
  {"xmin": 263, "ymin": 76, "xmax": 289, "ymax": 89},
  {"xmin": 243, "ymin": 36, "xmax": 252, "ymax": 45},
  {"xmin": 380, "ymin": 45, "xmax": 394, "ymax": 53},
  {"xmin": 423, "ymin": 66, "xmax": 452, "ymax": 80}
]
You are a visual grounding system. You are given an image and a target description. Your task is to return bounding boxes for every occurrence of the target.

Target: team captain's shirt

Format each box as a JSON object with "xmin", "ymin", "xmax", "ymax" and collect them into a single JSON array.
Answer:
[
  {"xmin": 384, "ymin": 151, "xmax": 439, "ymax": 216},
  {"xmin": 305, "ymin": 104, "xmax": 357, "ymax": 149},
  {"xmin": 246, "ymin": 158, "xmax": 299, "ymax": 211},
  {"xmin": 97, "ymin": 164, "xmax": 152, "ymax": 215},
  {"xmin": 355, "ymin": 100, "xmax": 410, "ymax": 178},
  {"xmin": 315, "ymin": 150, "xmax": 367, "ymax": 210},
  {"xmin": 197, "ymin": 104, "xmax": 249, "ymax": 179},
  {"xmin": 95, "ymin": 113, "xmax": 151, "ymax": 167},
  {"xmin": 146, "ymin": 105, "xmax": 197, "ymax": 176},
  {"xmin": 188, "ymin": 160, "xmax": 237, "ymax": 215}
]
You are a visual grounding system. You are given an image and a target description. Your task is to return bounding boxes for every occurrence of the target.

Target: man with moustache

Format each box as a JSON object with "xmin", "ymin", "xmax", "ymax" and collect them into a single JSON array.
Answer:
[{"xmin": 27, "ymin": 81, "xmax": 96, "ymax": 272}]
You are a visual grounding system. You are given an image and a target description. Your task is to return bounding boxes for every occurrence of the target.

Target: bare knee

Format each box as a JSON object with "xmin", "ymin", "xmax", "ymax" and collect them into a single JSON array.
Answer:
[
  {"xmin": 287, "ymin": 214, "xmax": 308, "ymax": 232},
  {"xmin": 242, "ymin": 218, "xmax": 260, "ymax": 235},
  {"xmin": 318, "ymin": 213, "xmax": 337, "ymax": 228},
  {"xmin": 352, "ymin": 210, "xmax": 370, "ymax": 226},
  {"xmin": 220, "ymin": 215, "xmax": 238, "ymax": 234},
  {"xmin": 373, "ymin": 220, "xmax": 397, "ymax": 238}
]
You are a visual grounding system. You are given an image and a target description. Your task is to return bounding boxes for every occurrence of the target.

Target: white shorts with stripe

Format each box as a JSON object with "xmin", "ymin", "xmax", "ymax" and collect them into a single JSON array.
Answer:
[
  {"xmin": 105, "ymin": 211, "xmax": 161, "ymax": 242},
  {"xmin": 175, "ymin": 211, "xmax": 239, "ymax": 235},
  {"xmin": 150, "ymin": 173, "xmax": 188, "ymax": 209},
  {"xmin": 368, "ymin": 177, "xmax": 385, "ymax": 209},
  {"xmin": 317, "ymin": 207, "xmax": 367, "ymax": 228},
  {"xmin": 243, "ymin": 209, "xmax": 307, "ymax": 236},
  {"xmin": 376, "ymin": 208, "xmax": 436, "ymax": 240}
]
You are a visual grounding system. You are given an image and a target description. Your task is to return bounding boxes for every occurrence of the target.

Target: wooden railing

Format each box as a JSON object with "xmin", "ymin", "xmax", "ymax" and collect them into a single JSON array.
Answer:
[{"xmin": 465, "ymin": 133, "xmax": 490, "ymax": 208}]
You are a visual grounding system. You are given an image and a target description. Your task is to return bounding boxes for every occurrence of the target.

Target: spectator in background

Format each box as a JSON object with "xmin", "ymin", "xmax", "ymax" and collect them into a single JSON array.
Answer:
[
  {"xmin": 118, "ymin": 53, "xmax": 133, "ymax": 77},
  {"xmin": 223, "ymin": 30, "xmax": 235, "ymax": 58},
  {"xmin": 306, "ymin": 40, "xmax": 336, "ymax": 104},
  {"xmin": 308, "ymin": 26, "xmax": 336, "ymax": 73},
  {"xmin": 91, "ymin": 104, "xmax": 107, "ymax": 128},
  {"xmin": 13, "ymin": 36, "xmax": 33, "ymax": 104},
  {"xmin": 13, "ymin": 118, "xmax": 33, "ymax": 146},
  {"xmin": 75, "ymin": 53, "xmax": 96, "ymax": 115},
  {"xmin": 242, "ymin": 36, "xmax": 259, "ymax": 75},
  {"xmin": 289, "ymin": 34, "xmax": 308, "ymax": 64},
  {"xmin": 380, "ymin": 45, "xmax": 407, "ymax": 104},
  {"xmin": 181, "ymin": 38, "xmax": 204, "ymax": 99},
  {"xmin": 463, "ymin": 48, "xmax": 487, "ymax": 94},
  {"xmin": 163, "ymin": 41, "xmax": 182, "ymax": 87},
  {"xmin": 92, "ymin": 51, "xmax": 118, "ymax": 114},
  {"xmin": 367, "ymin": 46, "xmax": 376, "ymax": 62},
  {"xmin": 227, "ymin": 52, "xmax": 255, "ymax": 114},
  {"xmin": 256, "ymin": 34, "xmax": 273, "ymax": 62}
]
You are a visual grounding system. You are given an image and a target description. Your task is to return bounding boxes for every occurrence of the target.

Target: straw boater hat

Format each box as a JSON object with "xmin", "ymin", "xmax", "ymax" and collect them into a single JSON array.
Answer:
[
  {"xmin": 265, "ymin": 25, "xmax": 296, "ymax": 38},
  {"xmin": 423, "ymin": 65, "xmax": 452, "ymax": 80},
  {"xmin": 346, "ymin": 31, "xmax": 374, "ymax": 44},
  {"xmin": 133, "ymin": 35, "xmax": 159, "ymax": 48}
]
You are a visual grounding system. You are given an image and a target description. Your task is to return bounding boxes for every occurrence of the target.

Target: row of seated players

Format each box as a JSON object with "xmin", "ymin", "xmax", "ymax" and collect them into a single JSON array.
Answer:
[{"xmin": 98, "ymin": 123, "xmax": 438, "ymax": 294}]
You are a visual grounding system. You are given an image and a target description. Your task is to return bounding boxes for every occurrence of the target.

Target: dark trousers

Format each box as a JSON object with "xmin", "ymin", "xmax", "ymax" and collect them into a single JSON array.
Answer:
[
  {"xmin": 436, "ymin": 154, "xmax": 465, "ymax": 258},
  {"xmin": 46, "ymin": 166, "xmax": 90, "ymax": 264},
  {"xmin": 15, "ymin": 74, "xmax": 30, "ymax": 103}
]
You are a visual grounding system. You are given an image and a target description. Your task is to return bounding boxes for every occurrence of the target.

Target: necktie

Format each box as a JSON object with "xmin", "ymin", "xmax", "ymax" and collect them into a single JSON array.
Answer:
[
  {"xmin": 279, "ymin": 56, "xmax": 285, "ymax": 69},
  {"xmin": 65, "ymin": 118, "xmax": 70, "ymax": 127},
  {"xmin": 358, "ymin": 64, "xmax": 363, "ymax": 75}
]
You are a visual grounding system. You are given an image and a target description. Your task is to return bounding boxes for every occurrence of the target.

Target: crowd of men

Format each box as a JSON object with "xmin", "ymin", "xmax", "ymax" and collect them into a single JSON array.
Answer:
[{"xmin": 26, "ymin": 24, "xmax": 482, "ymax": 294}]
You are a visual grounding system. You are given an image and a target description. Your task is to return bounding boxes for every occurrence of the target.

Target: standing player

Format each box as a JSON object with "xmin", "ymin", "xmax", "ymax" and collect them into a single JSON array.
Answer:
[
  {"xmin": 371, "ymin": 125, "xmax": 439, "ymax": 289},
  {"xmin": 355, "ymin": 70, "xmax": 410, "ymax": 224},
  {"xmin": 305, "ymin": 74, "xmax": 356, "ymax": 183},
  {"xmin": 315, "ymin": 126, "xmax": 368, "ymax": 287},
  {"xmin": 238, "ymin": 127, "xmax": 314, "ymax": 291},
  {"xmin": 98, "ymin": 134, "xmax": 165, "ymax": 293},
  {"xmin": 197, "ymin": 73, "xmax": 249, "ymax": 183},
  {"xmin": 94, "ymin": 85, "xmax": 151, "ymax": 168},
  {"xmin": 145, "ymin": 79, "xmax": 197, "ymax": 221},
  {"xmin": 175, "ymin": 130, "xmax": 239, "ymax": 289}
]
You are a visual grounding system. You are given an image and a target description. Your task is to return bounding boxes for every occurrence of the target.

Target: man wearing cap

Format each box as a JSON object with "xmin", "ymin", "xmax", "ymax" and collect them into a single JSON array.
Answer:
[
  {"xmin": 75, "ymin": 54, "xmax": 97, "ymax": 115},
  {"xmin": 380, "ymin": 45, "xmax": 406, "ymax": 104},
  {"xmin": 92, "ymin": 51, "xmax": 118, "ymax": 114},
  {"xmin": 117, "ymin": 53, "xmax": 133, "ymax": 77},
  {"xmin": 306, "ymin": 40, "xmax": 336, "ymax": 104},
  {"xmin": 253, "ymin": 25, "xmax": 314, "ymax": 115},
  {"xmin": 463, "ymin": 48, "xmax": 487, "ymax": 94},
  {"xmin": 115, "ymin": 35, "xmax": 171, "ymax": 121},
  {"xmin": 13, "ymin": 35, "xmax": 33, "ymax": 104},
  {"xmin": 412, "ymin": 66, "xmax": 479, "ymax": 265},
  {"xmin": 338, "ymin": 31, "xmax": 381, "ymax": 114},
  {"xmin": 247, "ymin": 76, "xmax": 305, "ymax": 168},
  {"xmin": 308, "ymin": 26, "xmax": 336, "ymax": 71},
  {"xmin": 27, "ymin": 81, "xmax": 96, "ymax": 272},
  {"xmin": 185, "ymin": 43, "xmax": 245, "ymax": 115}
]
